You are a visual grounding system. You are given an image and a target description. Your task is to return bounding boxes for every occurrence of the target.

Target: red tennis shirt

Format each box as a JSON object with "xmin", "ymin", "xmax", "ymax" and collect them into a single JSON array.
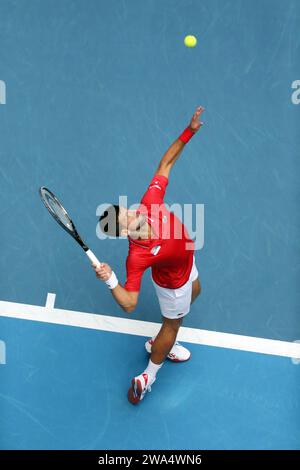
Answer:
[{"xmin": 124, "ymin": 174, "xmax": 194, "ymax": 292}]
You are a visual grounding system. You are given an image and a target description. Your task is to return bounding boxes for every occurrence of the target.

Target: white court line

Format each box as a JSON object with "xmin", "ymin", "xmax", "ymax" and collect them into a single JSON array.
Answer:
[
  {"xmin": 45, "ymin": 293, "xmax": 56, "ymax": 309},
  {"xmin": 0, "ymin": 296, "xmax": 300, "ymax": 360}
]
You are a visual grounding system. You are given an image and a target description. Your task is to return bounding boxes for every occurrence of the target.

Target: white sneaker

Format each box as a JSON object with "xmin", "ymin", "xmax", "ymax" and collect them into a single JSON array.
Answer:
[
  {"xmin": 145, "ymin": 338, "xmax": 191, "ymax": 362},
  {"xmin": 127, "ymin": 373, "xmax": 155, "ymax": 405}
]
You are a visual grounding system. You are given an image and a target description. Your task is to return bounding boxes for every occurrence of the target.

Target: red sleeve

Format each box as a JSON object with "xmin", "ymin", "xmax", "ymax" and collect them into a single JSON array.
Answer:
[
  {"xmin": 124, "ymin": 251, "xmax": 147, "ymax": 292},
  {"xmin": 141, "ymin": 174, "xmax": 169, "ymax": 206}
]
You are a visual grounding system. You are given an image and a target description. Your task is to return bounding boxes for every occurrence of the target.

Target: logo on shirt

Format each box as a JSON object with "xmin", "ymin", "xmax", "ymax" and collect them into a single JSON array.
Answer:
[
  {"xmin": 151, "ymin": 245, "xmax": 161, "ymax": 255},
  {"xmin": 162, "ymin": 215, "xmax": 167, "ymax": 224},
  {"xmin": 149, "ymin": 180, "xmax": 162, "ymax": 190}
]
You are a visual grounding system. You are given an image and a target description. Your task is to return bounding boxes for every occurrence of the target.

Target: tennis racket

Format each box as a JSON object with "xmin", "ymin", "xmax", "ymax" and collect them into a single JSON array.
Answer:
[{"xmin": 39, "ymin": 187, "xmax": 101, "ymax": 267}]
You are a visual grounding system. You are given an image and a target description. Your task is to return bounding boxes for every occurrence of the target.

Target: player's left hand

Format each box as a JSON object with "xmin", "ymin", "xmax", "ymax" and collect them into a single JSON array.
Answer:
[
  {"xmin": 93, "ymin": 262, "xmax": 112, "ymax": 281},
  {"xmin": 189, "ymin": 106, "xmax": 205, "ymax": 132}
]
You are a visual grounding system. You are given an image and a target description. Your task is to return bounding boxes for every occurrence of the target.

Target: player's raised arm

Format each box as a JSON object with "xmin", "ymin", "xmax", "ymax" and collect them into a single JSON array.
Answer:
[{"xmin": 156, "ymin": 106, "xmax": 205, "ymax": 179}]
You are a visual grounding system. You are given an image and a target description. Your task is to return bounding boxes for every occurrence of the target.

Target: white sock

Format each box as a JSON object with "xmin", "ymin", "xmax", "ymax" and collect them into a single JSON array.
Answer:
[{"xmin": 144, "ymin": 359, "xmax": 163, "ymax": 380}]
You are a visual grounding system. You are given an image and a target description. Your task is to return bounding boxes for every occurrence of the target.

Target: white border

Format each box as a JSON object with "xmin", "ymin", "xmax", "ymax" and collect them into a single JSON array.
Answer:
[{"xmin": 0, "ymin": 295, "xmax": 299, "ymax": 359}]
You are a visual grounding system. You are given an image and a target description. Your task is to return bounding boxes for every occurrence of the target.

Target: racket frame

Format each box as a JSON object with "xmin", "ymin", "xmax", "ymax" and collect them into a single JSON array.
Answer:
[{"xmin": 39, "ymin": 186, "xmax": 100, "ymax": 267}]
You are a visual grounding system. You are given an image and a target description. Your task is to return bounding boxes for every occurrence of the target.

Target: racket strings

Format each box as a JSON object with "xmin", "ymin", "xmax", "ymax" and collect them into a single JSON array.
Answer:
[
  {"xmin": 40, "ymin": 188, "xmax": 74, "ymax": 232},
  {"xmin": 45, "ymin": 194, "xmax": 73, "ymax": 230}
]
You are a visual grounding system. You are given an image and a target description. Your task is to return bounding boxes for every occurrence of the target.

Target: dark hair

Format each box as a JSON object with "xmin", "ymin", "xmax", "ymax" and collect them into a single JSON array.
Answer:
[{"xmin": 99, "ymin": 205, "xmax": 120, "ymax": 237}]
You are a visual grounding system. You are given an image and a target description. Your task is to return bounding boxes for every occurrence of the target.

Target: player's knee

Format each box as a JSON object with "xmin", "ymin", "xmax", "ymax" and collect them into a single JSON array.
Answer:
[{"xmin": 162, "ymin": 317, "xmax": 182, "ymax": 333}]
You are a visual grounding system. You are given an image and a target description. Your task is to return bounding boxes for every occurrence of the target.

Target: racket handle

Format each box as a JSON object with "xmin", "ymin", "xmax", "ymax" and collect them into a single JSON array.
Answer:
[{"xmin": 86, "ymin": 249, "xmax": 101, "ymax": 267}]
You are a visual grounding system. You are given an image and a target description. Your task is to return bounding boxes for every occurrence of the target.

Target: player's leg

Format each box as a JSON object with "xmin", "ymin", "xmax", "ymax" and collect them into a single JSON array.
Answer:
[
  {"xmin": 145, "ymin": 315, "xmax": 192, "ymax": 363},
  {"xmin": 128, "ymin": 258, "xmax": 200, "ymax": 404},
  {"xmin": 128, "ymin": 317, "xmax": 184, "ymax": 405},
  {"xmin": 191, "ymin": 277, "xmax": 201, "ymax": 304},
  {"xmin": 150, "ymin": 317, "xmax": 183, "ymax": 364},
  {"xmin": 146, "ymin": 260, "xmax": 200, "ymax": 362}
]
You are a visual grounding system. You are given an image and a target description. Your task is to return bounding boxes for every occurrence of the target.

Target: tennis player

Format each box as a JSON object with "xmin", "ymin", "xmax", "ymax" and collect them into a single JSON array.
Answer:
[{"xmin": 94, "ymin": 106, "xmax": 204, "ymax": 404}]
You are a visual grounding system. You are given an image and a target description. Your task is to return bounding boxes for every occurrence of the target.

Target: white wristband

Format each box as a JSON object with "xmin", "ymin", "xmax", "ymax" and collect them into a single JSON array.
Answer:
[{"xmin": 105, "ymin": 271, "xmax": 119, "ymax": 290}]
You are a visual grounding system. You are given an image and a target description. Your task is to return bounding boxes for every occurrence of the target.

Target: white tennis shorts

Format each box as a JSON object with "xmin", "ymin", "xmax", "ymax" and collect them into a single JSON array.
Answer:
[{"xmin": 152, "ymin": 257, "xmax": 199, "ymax": 320}]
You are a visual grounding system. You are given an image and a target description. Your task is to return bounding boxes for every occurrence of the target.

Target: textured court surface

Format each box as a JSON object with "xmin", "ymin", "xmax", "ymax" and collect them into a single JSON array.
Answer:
[
  {"xmin": 0, "ymin": 0, "xmax": 299, "ymax": 450},
  {"xmin": 1, "ymin": 317, "xmax": 299, "ymax": 450}
]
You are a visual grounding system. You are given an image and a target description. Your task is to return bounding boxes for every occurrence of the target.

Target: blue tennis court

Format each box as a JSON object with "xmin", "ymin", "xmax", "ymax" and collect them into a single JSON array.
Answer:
[
  {"xmin": 1, "ymin": 316, "xmax": 299, "ymax": 450},
  {"xmin": 0, "ymin": 0, "xmax": 300, "ymax": 450}
]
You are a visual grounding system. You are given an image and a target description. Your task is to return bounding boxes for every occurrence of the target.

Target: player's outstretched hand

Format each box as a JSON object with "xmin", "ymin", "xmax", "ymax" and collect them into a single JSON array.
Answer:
[
  {"xmin": 189, "ymin": 106, "xmax": 205, "ymax": 132},
  {"xmin": 93, "ymin": 262, "xmax": 112, "ymax": 281}
]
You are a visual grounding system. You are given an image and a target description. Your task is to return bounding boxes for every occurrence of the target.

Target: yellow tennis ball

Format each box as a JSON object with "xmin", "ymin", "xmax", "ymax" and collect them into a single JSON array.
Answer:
[{"xmin": 184, "ymin": 35, "xmax": 197, "ymax": 48}]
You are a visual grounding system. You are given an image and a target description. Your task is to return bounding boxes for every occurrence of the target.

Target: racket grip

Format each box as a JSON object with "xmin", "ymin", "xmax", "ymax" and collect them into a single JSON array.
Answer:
[{"xmin": 86, "ymin": 249, "xmax": 101, "ymax": 267}]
